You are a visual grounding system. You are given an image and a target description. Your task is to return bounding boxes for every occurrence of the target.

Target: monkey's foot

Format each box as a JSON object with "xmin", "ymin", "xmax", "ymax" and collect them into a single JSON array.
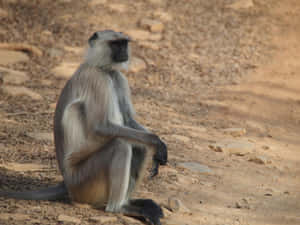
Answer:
[{"xmin": 128, "ymin": 199, "xmax": 163, "ymax": 225}]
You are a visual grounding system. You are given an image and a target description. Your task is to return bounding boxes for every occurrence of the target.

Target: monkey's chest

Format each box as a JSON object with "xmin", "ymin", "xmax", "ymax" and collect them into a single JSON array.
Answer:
[{"xmin": 108, "ymin": 87, "xmax": 124, "ymax": 125}]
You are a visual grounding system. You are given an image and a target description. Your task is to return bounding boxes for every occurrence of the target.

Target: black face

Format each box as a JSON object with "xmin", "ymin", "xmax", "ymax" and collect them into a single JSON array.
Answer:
[{"xmin": 109, "ymin": 39, "xmax": 129, "ymax": 63}]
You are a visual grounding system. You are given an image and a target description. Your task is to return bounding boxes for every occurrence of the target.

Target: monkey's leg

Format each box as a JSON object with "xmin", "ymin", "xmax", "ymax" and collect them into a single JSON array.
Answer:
[{"xmin": 106, "ymin": 142, "xmax": 163, "ymax": 225}]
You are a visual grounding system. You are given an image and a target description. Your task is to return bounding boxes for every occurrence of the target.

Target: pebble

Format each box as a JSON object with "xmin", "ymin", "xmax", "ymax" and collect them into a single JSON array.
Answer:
[
  {"xmin": 168, "ymin": 197, "xmax": 190, "ymax": 213},
  {"xmin": 248, "ymin": 155, "xmax": 269, "ymax": 164},
  {"xmin": 0, "ymin": 49, "xmax": 29, "ymax": 65},
  {"xmin": 222, "ymin": 128, "xmax": 246, "ymax": 137},
  {"xmin": 89, "ymin": 216, "xmax": 118, "ymax": 223},
  {"xmin": 58, "ymin": 215, "xmax": 81, "ymax": 224},
  {"xmin": 209, "ymin": 140, "xmax": 255, "ymax": 156},
  {"xmin": 179, "ymin": 162, "xmax": 212, "ymax": 173},
  {"xmin": 139, "ymin": 19, "xmax": 164, "ymax": 33},
  {"xmin": 2, "ymin": 85, "xmax": 42, "ymax": 100}
]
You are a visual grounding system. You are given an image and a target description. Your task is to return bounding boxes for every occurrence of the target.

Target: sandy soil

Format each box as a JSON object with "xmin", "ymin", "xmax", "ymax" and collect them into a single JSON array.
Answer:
[{"xmin": 0, "ymin": 0, "xmax": 299, "ymax": 224}]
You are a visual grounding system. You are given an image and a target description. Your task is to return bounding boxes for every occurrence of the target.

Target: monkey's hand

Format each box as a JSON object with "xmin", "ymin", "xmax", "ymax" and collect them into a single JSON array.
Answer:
[{"xmin": 150, "ymin": 138, "xmax": 168, "ymax": 178}]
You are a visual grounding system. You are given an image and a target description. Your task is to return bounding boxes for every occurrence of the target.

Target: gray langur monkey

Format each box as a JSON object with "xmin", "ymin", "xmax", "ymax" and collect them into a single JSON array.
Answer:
[{"xmin": 0, "ymin": 30, "xmax": 168, "ymax": 225}]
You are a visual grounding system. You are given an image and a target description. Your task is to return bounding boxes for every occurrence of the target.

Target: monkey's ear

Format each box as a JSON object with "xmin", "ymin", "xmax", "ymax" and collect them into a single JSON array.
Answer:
[{"xmin": 88, "ymin": 32, "xmax": 98, "ymax": 47}]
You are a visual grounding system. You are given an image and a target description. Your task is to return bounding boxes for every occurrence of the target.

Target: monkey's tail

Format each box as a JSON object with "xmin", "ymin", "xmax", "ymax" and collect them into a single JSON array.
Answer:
[{"xmin": 0, "ymin": 182, "xmax": 68, "ymax": 201}]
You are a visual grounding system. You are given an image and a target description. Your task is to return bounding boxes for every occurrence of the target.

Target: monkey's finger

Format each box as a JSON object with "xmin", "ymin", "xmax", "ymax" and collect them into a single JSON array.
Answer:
[{"xmin": 149, "ymin": 161, "xmax": 159, "ymax": 178}]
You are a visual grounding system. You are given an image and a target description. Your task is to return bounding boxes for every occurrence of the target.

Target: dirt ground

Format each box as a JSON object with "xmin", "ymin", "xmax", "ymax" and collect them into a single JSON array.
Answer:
[{"xmin": 0, "ymin": 0, "xmax": 299, "ymax": 224}]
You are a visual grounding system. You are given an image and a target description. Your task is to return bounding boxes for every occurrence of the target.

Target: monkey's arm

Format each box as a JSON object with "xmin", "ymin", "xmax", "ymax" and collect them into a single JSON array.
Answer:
[
  {"xmin": 128, "ymin": 118, "xmax": 167, "ymax": 177},
  {"xmin": 95, "ymin": 122, "xmax": 167, "ymax": 165}
]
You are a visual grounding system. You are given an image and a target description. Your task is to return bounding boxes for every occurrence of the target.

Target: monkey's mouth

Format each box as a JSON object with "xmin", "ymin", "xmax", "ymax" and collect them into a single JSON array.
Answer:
[{"xmin": 114, "ymin": 54, "xmax": 128, "ymax": 62}]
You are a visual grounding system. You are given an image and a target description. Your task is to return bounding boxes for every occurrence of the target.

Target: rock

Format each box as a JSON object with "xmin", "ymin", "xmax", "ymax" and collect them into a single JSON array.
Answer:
[
  {"xmin": 0, "ymin": 66, "xmax": 29, "ymax": 84},
  {"xmin": 27, "ymin": 132, "xmax": 53, "ymax": 142},
  {"xmin": 235, "ymin": 198, "xmax": 250, "ymax": 209},
  {"xmin": 0, "ymin": 50, "xmax": 29, "ymax": 65},
  {"xmin": 222, "ymin": 128, "xmax": 246, "ymax": 137},
  {"xmin": 168, "ymin": 197, "xmax": 190, "ymax": 213},
  {"xmin": 89, "ymin": 0, "xmax": 107, "ymax": 6},
  {"xmin": 209, "ymin": 140, "xmax": 255, "ymax": 156},
  {"xmin": 127, "ymin": 29, "xmax": 152, "ymax": 41},
  {"xmin": 89, "ymin": 216, "xmax": 118, "ymax": 223},
  {"xmin": 0, "ymin": 213, "xmax": 30, "ymax": 221},
  {"xmin": 108, "ymin": 4, "xmax": 127, "ymax": 13},
  {"xmin": 138, "ymin": 41, "xmax": 159, "ymax": 50},
  {"xmin": 0, "ymin": 162, "xmax": 46, "ymax": 172},
  {"xmin": 179, "ymin": 162, "xmax": 212, "ymax": 173},
  {"xmin": 129, "ymin": 57, "xmax": 147, "ymax": 73},
  {"xmin": 58, "ymin": 215, "xmax": 81, "ymax": 224},
  {"xmin": 248, "ymin": 155, "xmax": 269, "ymax": 164},
  {"xmin": 52, "ymin": 62, "xmax": 79, "ymax": 79},
  {"xmin": 139, "ymin": 19, "xmax": 164, "ymax": 33},
  {"xmin": 153, "ymin": 10, "xmax": 172, "ymax": 22},
  {"xmin": 162, "ymin": 207, "xmax": 173, "ymax": 217},
  {"xmin": 0, "ymin": 8, "xmax": 8, "ymax": 18},
  {"xmin": 2, "ymin": 86, "xmax": 42, "ymax": 100},
  {"xmin": 171, "ymin": 134, "xmax": 190, "ymax": 143},
  {"xmin": 227, "ymin": 0, "xmax": 254, "ymax": 10}
]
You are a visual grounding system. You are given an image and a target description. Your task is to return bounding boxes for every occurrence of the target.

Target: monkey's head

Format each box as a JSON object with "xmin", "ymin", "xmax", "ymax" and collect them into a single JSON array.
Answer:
[{"xmin": 85, "ymin": 30, "xmax": 131, "ymax": 70}]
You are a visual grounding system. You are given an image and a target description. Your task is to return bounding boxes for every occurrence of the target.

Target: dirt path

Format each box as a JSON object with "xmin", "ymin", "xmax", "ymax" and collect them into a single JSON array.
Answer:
[{"xmin": 0, "ymin": 0, "xmax": 299, "ymax": 224}]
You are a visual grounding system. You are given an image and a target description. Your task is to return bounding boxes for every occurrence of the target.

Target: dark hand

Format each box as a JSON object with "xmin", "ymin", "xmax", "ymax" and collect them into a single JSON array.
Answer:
[{"xmin": 150, "ymin": 138, "xmax": 168, "ymax": 178}]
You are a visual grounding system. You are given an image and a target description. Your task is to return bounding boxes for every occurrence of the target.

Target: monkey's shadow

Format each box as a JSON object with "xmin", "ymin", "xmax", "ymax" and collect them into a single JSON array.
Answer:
[{"xmin": 0, "ymin": 168, "xmax": 70, "ymax": 203}]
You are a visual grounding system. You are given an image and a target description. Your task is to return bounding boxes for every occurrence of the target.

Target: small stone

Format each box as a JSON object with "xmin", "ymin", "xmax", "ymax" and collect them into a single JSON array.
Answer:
[
  {"xmin": 89, "ymin": 216, "xmax": 118, "ymax": 223},
  {"xmin": 153, "ymin": 10, "xmax": 172, "ymax": 22},
  {"xmin": 0, "ymin": 66, "xmax": 29, "ymax": 84},
  {"xmin": 222, "ymin": 128, "xmax": 246, "ymax": 137},
  {"xmin": 162, "ymin": 207, "xmax": 173, "ymax": 217},
  {"xmin": 139, "ymin": 19, "xmax": 164, "ymax": 33},
  {"xmin": 171, "ymin": 134, "xmax": 190, "ymax": 143},
  {"xmin": 0, "ymin": 50, "xmax": 29, "ymax": 65},
  {"xmin": 262, "ymin": 145, "xmax": 270, "ymax": 150},
  {"xmin": 209, "ymin": 140, "xmax": 255, "ymax": 156},
  {"xmin": 27, "ymin": 132, "xmax": 53, "ymax": 142},
  {"xmin": 248, "ymin": 155, "xmax": 269, "ymax": 164},
  {"xmin": 52, "ymin": 62, "xmax": 79, "ymax": 79},
  {"xmin": 2, "ymin": 85, "xmax": 42, "ymax": 100},
  {"xmin": 58, "ymin": 215, "xmax": 81, "ymax": 224},
  {"xmin": 227, "ymin": 0, "xmax": 254, "ymax": 10},
  {"xmin": 179, "ymin": 162, "xmax": 212, "ymax": 173},
  {"xmin": 235, "ymin": 198, "xmax": 250, "ymax": 209},
  {"xmin": 108, "ymin": 4, "xmax": 127, "ymax": 13},
  {"xmin": 129, "ymin": 57, "xmax": 147, "ymax": 73},
  {"xmin": 168, "ymin": 197, "xmax": 190, "ymax": 213},
  {"xmin": 138, "ymin": 41, "xmax": 160, "ymax": 50},
  {"xmin": 127, "ymin": 29, "xmax": 151, "ymax": 41}
]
